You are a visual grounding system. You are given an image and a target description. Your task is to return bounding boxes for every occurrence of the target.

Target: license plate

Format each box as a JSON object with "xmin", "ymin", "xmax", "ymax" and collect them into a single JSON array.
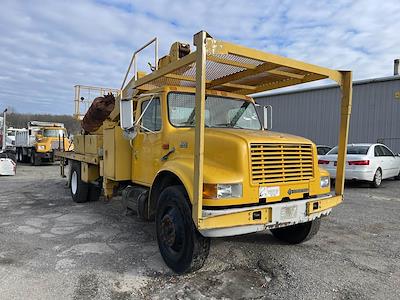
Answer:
[
  {"xmin": 280, "ymin": 205, "xmax": 298, "ymax": 220},
  {"xmin": 259, "ymin": 186, "xmax": 280, "ymax": 198}
]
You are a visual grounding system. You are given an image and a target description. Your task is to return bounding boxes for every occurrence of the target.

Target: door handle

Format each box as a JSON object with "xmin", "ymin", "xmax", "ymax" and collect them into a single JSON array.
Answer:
[{"xmin": 161, "ymin": 147, "xmax": 175, "ymax": 161}]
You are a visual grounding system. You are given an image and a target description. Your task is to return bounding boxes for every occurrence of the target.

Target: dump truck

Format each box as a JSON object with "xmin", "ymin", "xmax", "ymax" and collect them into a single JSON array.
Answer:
[
  {"xmin": 16, "ymin": 121, "xmax": 71, "ymax": 165},
  {"xmin": 56, "ymin": 31, "xmax": 352, "ymax": 274}
]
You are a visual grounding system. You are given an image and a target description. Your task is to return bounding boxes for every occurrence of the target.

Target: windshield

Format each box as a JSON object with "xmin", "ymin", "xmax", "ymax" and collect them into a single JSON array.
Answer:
[
  {"xmin": 168, "ymin": 93, "xmax": 261, "ymax": 130},
  {"xmin": 43, "ymin": 129, "xmax": 66, "ymax": 137},
  {"xmin": 328, "ymin": 145, "xmax": 370, "ymax": 155}
]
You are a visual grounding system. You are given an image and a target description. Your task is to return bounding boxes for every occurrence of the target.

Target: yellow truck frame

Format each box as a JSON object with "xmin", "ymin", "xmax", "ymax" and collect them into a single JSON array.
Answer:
[{"xmin": 57, "ymin": 31, "xmax": 352, "ymax": 273}]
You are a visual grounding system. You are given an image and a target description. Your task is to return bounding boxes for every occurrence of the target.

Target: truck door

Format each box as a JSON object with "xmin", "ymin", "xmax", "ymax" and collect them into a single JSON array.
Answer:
[{"xmin": 132, "ymin": 98, "xmax": 162, "ymax": 185}]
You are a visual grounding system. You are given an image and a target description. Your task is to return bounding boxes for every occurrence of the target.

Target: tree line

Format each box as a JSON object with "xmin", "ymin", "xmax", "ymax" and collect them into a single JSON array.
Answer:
[{"xmin": 6, "ymin": 113, "xmax": 81, "ymax": 135}]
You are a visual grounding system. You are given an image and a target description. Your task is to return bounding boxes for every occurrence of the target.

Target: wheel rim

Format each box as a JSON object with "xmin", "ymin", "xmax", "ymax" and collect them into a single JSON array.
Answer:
[
  {"xmin": 375, "ymin": 170, "xmax": 382, "ymax": 185},
  {"xmin": 71, "ymin": 171, "xmax": 78, "ymax": 195},
  {"xmin": 159, "ymin": 206, "xmax": 185, "ymax": 258}
]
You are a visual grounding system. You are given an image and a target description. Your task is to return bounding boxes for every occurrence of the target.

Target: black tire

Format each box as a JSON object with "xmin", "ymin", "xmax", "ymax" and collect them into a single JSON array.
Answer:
[
  {"xmin": 156, "ymin": 186, "xmax": 210, "ymax": 274},
  {"xmin": 270, "ymin": 218, "xmax": 321, "ymax": 244},
  {"xmin": 70, "ymin": 161, "xmax": 89, "ymax": 203},
  {"xmin": 22, "ymin": 151, "xmax": 29, "ymax": 163},
  {"xmin": 19, "ymin": 149, "xmax": 24, "ymax": 162},
  {"xmin": 370, "ymin": 168, "xmax": 382, "ymax": 188},
  {"xmin": 88, "ymin": 184, "xmax": 102, "ymax": 202},
  {"xmin": 17, "ymin": 148, "xmax": 22, "ymax": 162},
  {"xmin": 30, "ymin": 150, "xmax": 41, "ymax": 166},
  {"xmin": 394, "ymin": 170, "xmax": 400, "ymax": 180},
  {"xmin": 137, "ymin": 191, "xmax": 149, "ymax": 220}
]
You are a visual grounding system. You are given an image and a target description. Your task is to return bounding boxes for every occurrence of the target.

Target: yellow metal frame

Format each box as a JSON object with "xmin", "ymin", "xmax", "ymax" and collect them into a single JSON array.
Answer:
[
  {"xmin": 123, "ymin": 31, "xmax": 352, "ymax": 228},
  {"xmin": 74, "ymin": 85, "xmax": 120, "ymax": 120}
]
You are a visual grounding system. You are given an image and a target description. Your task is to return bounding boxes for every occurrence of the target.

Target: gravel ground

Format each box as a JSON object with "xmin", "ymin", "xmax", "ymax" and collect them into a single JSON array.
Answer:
[{"xmin": 0, "ymin": 164, "xmax": 399, "ymax": 299}]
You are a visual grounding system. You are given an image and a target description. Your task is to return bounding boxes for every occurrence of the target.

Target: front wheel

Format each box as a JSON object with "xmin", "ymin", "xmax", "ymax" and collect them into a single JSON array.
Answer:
[
  {"xmin": 30, "ymin": 150, "xmax": 41, "ymax": 166},
  {"xmin": 156, "ymin": 186, "xmax": 210, "ymax": 274},
  {"xmin": 270, "ymin": 219, "xmax": 321, "ymax": 244},
  {"xmin": 370, "ymin": 168, "xmax": 382, "ymax": 188}
]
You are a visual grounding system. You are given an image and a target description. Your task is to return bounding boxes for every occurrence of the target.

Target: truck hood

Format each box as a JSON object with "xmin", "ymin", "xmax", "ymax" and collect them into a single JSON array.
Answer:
[{"xmin": 207, "ymin": 128, "xmax": 313, "ymax": 145}]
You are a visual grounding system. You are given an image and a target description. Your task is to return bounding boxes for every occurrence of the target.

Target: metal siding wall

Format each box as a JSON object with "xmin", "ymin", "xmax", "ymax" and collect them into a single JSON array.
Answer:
[{"xmin": 256, "ymin": 78, "xmax": 400, "ymax": 153}]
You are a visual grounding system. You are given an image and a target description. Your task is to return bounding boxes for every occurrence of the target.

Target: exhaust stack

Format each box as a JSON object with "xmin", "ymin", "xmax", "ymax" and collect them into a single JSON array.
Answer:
[{"xmin": 394, "ymin": 59, "xmax": 399, "ymax": 76}]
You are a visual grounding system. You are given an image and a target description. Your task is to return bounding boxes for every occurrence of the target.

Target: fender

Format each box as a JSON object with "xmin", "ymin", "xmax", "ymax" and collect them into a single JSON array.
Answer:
[{"xmin": 151, "ymin": 157, "xmax": 244, "ymax": 205}]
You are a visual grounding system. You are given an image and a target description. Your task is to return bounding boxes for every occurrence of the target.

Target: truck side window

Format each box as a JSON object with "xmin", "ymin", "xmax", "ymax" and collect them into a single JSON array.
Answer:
[{"xmin": 141, "ymin": 98, "xmax": 161, "ymax": 132}]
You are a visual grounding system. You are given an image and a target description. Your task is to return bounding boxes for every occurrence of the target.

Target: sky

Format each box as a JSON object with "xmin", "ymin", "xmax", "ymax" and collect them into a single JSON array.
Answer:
[{"xmin": 0, "ymin": 0, "xmax": 399, "ymax": 115}]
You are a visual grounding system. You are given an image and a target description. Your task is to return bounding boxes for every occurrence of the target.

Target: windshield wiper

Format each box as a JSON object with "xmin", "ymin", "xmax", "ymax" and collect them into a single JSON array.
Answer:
[{"xmin": 211, "ymin": 123, "xmax": 245, "ymax": 129}]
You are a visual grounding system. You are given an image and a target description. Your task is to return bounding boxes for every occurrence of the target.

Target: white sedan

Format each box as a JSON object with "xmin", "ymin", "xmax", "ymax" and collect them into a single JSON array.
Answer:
[{"xmin": 318, "ymin": 143, "xmax": 400, "ymax": 187}]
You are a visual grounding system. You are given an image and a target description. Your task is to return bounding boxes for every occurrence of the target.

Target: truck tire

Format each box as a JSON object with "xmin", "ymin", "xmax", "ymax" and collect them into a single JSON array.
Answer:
[
  {"xmin": 156, "ymin": 186, "xmax": 210, "ymax": 274},
  {"xmin": 88, "ymin": 184, "xmax": 102, "ymax": 202},
  {"xmin": 30, "ymin": 150, "xmax": 41, "ymax": 166},
  {"xmin": 270, "ymin": 218, "xmax": 321, "ymax": 244},
  {"xmin": 70, "ymin": 161, "xmax": 89, "ymax": 203},
  {"xmin": 17, "ymin": 148, "xmax": 22, "ymax": 162}
]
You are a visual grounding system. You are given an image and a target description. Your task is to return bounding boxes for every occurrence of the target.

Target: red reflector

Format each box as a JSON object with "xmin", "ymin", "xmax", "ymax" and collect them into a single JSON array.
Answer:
[
  {"xmin": 162, "ymin": 143, "xmax": 169, "ymax": 150},
  {"xmin": 318, "ymin": 160, "xmax": 329, "ymax": 164},
  {"xmin": 348, "ymin": 160, "xmax": 369, "ymax": 165}
]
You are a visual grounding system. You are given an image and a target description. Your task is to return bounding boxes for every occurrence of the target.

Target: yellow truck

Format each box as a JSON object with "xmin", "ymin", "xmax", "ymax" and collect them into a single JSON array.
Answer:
[
  {"xmin": 56, "ymin": 31, "xmax": 352, "ymax": 274},
  {"xmin": 16, "ymin": 121, "xmax": 71, "ymax": 165}
]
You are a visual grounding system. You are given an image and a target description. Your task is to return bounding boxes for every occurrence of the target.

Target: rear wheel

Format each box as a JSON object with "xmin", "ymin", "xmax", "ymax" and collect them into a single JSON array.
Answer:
[
  {"xmin": 370, "ymin": 168, "xmax": 382, "ymax": 188},
  {"xmin": 394, "ymin": 170, "xmax": 400, "ymax": 180},
  {"xmin": 30, "ymin": 150, "xmax": 41, "ymax": 166},
  {"xmin": 156, "ymin": 186, "xmax": 210, "ymax": 274},
  {"xmin": 17, "ymin": 148, "xmax": 22, "ymax": 162},
  {"xmin": 70, "ymin": 161, "xmax": 89, "ymax": 203},
  {"xmin": 270, "ymin": 219, "xmax": 321, "ymax": 244},
  {"xmin": 88, "ymin": 183, "xmax": 102, "ymax": 202}
]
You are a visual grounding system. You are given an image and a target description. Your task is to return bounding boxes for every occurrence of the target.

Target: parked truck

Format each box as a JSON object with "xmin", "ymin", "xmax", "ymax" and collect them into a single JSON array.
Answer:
[
  {"xmin": 56, "ymin": 31, "xmax": 352, "ymax": 274},
  {"xmin": 16, "ymin": 121, "xmax": 71, "ymax": 165}
]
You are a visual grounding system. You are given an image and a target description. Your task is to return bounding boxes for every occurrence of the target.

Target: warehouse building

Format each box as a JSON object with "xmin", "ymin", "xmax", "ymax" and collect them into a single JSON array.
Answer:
[{"xmin": 255, "ymin": 73, "xmax": 400, "ymax": 153}]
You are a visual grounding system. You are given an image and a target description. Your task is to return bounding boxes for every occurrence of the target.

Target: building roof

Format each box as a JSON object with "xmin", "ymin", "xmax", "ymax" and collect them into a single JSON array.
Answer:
[{"xmin": 254, "ymin": 75, "xmax": 400, "ymax": 98}]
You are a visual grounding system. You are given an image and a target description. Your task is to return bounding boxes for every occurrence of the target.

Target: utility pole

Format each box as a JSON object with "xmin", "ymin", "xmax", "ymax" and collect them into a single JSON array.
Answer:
[{"xmin": 2, "ymin": 108, "xmax": 7, "ymax": 151}]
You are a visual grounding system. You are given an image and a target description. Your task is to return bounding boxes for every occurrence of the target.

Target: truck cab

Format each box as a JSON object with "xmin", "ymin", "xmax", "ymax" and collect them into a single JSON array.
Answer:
[
  {"xmin": 16, "ymin": 121, "xmax": 71, "ymax": 165},
  {"xmin": 130, "ymin": 86, "xmax": 331, "ymax": 211}
]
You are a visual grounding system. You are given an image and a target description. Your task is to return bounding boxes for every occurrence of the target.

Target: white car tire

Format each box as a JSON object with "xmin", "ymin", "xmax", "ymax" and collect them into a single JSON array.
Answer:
[{"xmin": 370, "ymin": 168, "xmax": 382, "ymax": 188}]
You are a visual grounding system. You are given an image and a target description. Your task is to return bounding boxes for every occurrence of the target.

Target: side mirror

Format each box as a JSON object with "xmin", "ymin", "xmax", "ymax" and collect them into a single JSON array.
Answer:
[
  {"xmin": 263, "ymin": 105, "xmax": 272, "ymax": 130},
  {"xmin": 120, "ymin": 98, "xmax": 134, "ymax": 130}
]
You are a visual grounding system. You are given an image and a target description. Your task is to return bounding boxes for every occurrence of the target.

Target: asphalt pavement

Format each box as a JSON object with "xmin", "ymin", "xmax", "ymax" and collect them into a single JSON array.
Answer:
[{"xmin": 0, "ymin": 164, "xmax": 399, "ymax": 299}]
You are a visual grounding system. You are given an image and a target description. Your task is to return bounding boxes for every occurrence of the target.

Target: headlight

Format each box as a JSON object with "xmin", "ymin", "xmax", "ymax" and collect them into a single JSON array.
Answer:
[
  {"xmin": 37, "ymin": 145, "xmax": 45, "ymax": 150},
  {"xmin": 320, "ymin": 176, "xmax": 330, "ymax": 188},
  {"xmin": 203, "ymin": 183, "xmax": 242, "ymax": 199}
]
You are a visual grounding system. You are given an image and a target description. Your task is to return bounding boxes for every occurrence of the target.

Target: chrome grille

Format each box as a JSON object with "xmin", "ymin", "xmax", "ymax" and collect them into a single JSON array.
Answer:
[{"xmin": 250, "ymin": 143, "xmax": 314, "ymax": 184}]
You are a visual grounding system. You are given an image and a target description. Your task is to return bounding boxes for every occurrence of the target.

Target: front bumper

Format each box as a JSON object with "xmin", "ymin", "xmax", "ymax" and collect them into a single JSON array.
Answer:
[
  {"xmin": 199, "ymin": 194, "xmax": 342, "ymax": 237},
  {"xmin": 36, "ymin": 151, "xmax": 54, "ymax": 159}
]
